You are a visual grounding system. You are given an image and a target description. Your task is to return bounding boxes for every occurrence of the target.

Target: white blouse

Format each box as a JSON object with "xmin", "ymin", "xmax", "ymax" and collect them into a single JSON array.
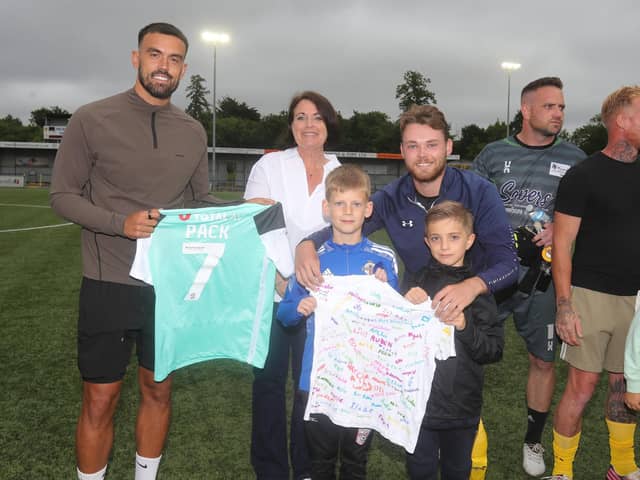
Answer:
[{"xmin": 244, "ymin": 147, "xmax": 341, "ymax": 264}]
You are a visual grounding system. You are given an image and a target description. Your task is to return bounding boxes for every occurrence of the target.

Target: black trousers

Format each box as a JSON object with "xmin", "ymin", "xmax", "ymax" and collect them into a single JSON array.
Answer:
[
  {"xmin": 251, "ymin": 305, "xmax": 310, "ymax": 480},
  {"xmin": 406, "ymin": 418, "xmax": 479, "ymax": 480},
  {"xmin": 305, "ymin": 409, "xmax": 374, "ymax": 480}
]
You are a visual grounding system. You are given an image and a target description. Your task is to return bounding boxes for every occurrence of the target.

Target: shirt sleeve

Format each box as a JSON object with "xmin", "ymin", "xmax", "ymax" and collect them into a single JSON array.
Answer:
[
  {"xmin": 456, "ymin": 294, "xmax": 504, "ymax": 364},
  {"xmin": 388, "ymin": 268, "xmax": 399, "ymax": 292},
  {"xmin": 255, "ymin": 203, "xmax": 294, "ymax": 277},
  {"xmin": 305, "ymin": 226, "xmax": 332, "ymax": 249},
  {"xmin": 129, "ymin": 237, "xmax": 153, "ymax": 284},
  {"xmin": 382, "ymin": 256, "xmax": 399, "ymax": 291},
  {"xmin": 625, "ymin": 308, "xmax": 640, "ymax": 393},
  {"xmin": 471, "ymin": 146, "xmax": 491, "ymax": 180},
  {"xmin": 473, "ymin": 183, "xmax": 519, "ymax": 293},
  {"xmin": 49, "ymin": 112, "xmax": 128, "ymax": 235},
  {"xmin": 277, "ymin": 275, "xmax": 310, "ymax": 326},
  {"xmin": 554, "ymin": 164, "xmax": 587, "ymax": 218},
  {"xmin": 185, "ymin": 132, "xmax": 214, "ymax": 203},
  {"xmin": 244, "ymin": 155, "xmax": 272, "ymax": 200},
  {"xmin": 362, "ymin": 189, "xmax": 389, "ymax": 237}
]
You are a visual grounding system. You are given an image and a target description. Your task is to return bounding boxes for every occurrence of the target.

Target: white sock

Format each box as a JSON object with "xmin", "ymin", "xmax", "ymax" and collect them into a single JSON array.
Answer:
[
  {"xmin": 77, "ymin": 465, "xmax": 107, "ymax": 479},
  {"xmin": 135, "ymin": 452, "xmax": 162, "ymax": 480}
]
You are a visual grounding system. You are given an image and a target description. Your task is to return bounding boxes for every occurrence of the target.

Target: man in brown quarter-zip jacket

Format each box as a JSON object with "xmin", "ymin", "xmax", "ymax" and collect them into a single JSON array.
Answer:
[{"xmin": 50, "ymin": 22, "xmax": 220, "ymax": 480}]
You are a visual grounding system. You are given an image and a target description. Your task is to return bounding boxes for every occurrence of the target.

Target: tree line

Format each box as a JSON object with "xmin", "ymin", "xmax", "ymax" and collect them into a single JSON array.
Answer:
[{"xmin": 0, "ymin": 71, "xmax": 607, "ymax": 158}]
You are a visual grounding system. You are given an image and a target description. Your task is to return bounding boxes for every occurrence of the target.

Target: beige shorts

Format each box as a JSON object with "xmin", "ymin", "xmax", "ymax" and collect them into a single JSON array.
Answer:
[{"xmin": 559, "ymin": 286, "xmax": 636, "ymax": 373}]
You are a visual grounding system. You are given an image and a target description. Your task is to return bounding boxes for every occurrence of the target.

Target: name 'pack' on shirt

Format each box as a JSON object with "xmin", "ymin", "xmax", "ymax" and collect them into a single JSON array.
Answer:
[{"xmin": 130, "ymin": 202, "xmax": 293, "ymax": 381}]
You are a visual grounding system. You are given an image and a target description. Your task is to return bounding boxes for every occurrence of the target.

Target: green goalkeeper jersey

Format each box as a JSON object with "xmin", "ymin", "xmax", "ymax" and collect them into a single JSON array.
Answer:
[{"xmin": 131, "ymin": 202, "xmax": 293, "ymax": 381}]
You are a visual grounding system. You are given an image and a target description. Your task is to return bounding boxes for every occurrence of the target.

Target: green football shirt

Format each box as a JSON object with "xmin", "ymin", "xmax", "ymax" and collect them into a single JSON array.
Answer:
[{"xmin": 131, "ymin": 202, "xmax": 292, "ymax": 381}]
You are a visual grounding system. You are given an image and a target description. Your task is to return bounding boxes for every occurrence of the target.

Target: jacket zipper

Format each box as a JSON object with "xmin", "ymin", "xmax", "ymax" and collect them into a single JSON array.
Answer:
[{"xmin": 151, "ymin": 111, "xmax": 158, "ymax": 149}]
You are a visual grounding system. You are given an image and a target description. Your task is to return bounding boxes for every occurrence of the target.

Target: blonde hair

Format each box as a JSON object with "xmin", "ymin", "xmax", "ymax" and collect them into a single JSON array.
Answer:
[
  {"xmin": 325, "ymin": 164, "xmax": 371, "ymax": 200},
  {"xmin": 601, "ymin": 85, "xmax": 640, "ymax": 127}
]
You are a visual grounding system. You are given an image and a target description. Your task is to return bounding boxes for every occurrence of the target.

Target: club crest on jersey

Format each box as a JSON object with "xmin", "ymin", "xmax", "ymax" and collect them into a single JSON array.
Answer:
[
  {"xmin": 362, "ymin": 261, "xmax": 377, "ymax": 275},
  {"xmin": 401, "ymin": 219, "xmax": 414, "ymax": 228},
  {"xmin": 355, "ymin": 428, "xmax": 371, "ymax": 446},
  {"xmin": 179, "ymin": 214, "xmax": 191, "ymax": 221},
  {"xmin": 503, "ymin": 161, "xmax": 512, "ymax": 173}
]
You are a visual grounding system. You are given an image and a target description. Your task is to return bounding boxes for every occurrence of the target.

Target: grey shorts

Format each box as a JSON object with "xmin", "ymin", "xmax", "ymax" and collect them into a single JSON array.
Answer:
[
  {"xmin": 78, "ymin": 277, "xmax": 156, "ymax": 383},
  {"xmin": 498, "ymin": 266, "xmax": 557, "ymax": 362}
]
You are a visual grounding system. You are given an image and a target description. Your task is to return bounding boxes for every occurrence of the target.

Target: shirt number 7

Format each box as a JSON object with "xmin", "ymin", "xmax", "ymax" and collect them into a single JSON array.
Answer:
[{"xmin": 182, "ymin": 242, "xmax": 226, "ymax": 301}]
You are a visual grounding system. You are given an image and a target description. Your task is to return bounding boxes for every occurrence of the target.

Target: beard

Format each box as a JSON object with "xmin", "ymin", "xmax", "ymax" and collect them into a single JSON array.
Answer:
[
  {"xmin": 537, "ymin": 127, "xmax": 560, "ymax": 138},
  {"xmin": 138, "ymin": 68, "xmax": 180, "ymax": 100},
  {"xmin": 532, "ymin": 120, "xmax": 562, "ymax": 138},
  {"xmin": 408, "ymin": 158, "xmax": 446, "ymax": 183}
]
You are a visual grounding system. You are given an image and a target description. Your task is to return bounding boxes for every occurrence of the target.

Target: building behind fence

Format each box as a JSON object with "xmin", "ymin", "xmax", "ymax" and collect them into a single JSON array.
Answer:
[{"xmin": 0, "ymin": 142, "xmax": 467, "ymax": 191}]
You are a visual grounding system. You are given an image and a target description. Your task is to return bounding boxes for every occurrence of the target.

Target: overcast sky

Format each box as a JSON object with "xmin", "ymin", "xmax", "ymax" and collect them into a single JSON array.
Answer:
[{"xmin": 2, "ymin": 1, "xmax": 638, "ymax": 139}]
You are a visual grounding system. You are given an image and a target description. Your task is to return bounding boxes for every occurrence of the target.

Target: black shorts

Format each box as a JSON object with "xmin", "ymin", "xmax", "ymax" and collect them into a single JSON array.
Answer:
[{"xmin": 78, "ymin": 277, "xmax": 155, "ymax": 383}]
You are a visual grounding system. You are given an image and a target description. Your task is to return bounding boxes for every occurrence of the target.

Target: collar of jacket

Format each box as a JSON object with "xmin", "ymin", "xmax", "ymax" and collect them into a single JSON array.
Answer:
[
  {"xmin": 389, "ymin": 166, "xmax": 457, "ymax": 200},
  {"xmin": 426, "ymin": 257, "xmax": 474, "ymax": 280},
  {"xmin": 325, "ymin": 237, "xmax": 369, "ymax": 251},
  {"xmin": 126, "ymin": 88, "xmax": 173, "ymax": 112}
]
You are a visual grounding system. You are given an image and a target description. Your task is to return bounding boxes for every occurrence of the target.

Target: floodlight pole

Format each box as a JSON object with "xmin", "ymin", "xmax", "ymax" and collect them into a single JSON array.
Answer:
[
  {"xmin": 501, "ymin": 61, "xmax": 521, "ymax": 137},
  {"xmin": 202, "ymin": 31, "xmax": 230, "ymax": 190}
]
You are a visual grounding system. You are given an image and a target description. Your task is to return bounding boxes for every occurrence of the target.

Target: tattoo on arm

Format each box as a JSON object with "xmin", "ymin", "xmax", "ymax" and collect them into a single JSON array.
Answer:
[
  {"xmin": 607, "ymin": 377, "xmax": 636, "ymax": 422},
  {"xmin": 556, "ymin": 297, "xmax": 576, "ymax": 324}
]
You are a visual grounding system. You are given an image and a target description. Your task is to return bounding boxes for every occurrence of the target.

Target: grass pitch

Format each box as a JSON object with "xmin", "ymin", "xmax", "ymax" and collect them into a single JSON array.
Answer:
[{"xmin": 0, "ymin": 187, "xmax": 626, "ymax": 479}]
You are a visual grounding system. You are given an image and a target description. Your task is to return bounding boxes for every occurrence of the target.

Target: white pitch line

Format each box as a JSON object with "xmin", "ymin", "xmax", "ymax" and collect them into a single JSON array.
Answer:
[
  {"xmin": 0, "ymin": 202, "xmax": 72, "ymax": 232},
  {"xmin": 0, "ymin": 222, "xmax": 74, "ymax": 233},
  {"xmin": 0, "ymin": 203, "xmax": 51, "ymax": 209}
]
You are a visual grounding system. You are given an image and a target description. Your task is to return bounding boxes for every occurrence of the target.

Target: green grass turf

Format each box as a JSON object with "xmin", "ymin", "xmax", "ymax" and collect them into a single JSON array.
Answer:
[{"xmin": 0, "ymin": 187, "xmax": 632, "ymax": 479}]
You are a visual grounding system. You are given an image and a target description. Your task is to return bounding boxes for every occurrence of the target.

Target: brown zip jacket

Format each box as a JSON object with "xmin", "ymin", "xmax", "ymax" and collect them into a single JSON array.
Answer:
[{"xmin": 50, "ymin": 89, "xmax": 216, "ymax": 285}]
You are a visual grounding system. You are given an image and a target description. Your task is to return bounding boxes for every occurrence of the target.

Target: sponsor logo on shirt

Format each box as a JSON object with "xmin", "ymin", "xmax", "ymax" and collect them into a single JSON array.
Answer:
[
  {"xmin": 177, "ymin": 212, "xmax": 237, "ymax": 222},
  {"xmin": 549, "ymin": 162, "xmax": 571, "ymax": 178},
  {"xmin": 401, "ymin": 220, "xmax": 414, "ymax": 228},
  {"xmin": 498, "ymin": 179, "xmax": 553, "ymax": 209}
]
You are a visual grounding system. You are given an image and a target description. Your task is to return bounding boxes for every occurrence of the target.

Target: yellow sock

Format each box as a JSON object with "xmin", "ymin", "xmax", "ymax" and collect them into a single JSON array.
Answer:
[
  {"xmin": 606, "ymin": 418, "xmax": 638, "ymax": 475},
  {"xmin": 552, "ymin": 429, "xmax": 580, "ymax": 478},
  {"xmin": 470, "ymin": 418, "xmax": 488, "ymax": 480}
]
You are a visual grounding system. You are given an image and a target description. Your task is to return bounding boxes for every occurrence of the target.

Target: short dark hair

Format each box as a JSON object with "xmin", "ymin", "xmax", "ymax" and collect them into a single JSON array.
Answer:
[
  {"xmin": 521, "ymin": 77, "xmax": 563, "ymax": 100},
  {"xmin": 399, "ymin": 105, "xmax": 450, "ymax": 140},
  {"xmin": 325, "ymin": 164, "xmax": 371, "ymax": 200},
  {"xmin": 424, "ymin": 200, "xmax": 474, "ymax": 234},
  {"xmin": 138, "ymin": 22, "xmax": 189, "ymax": 53},
  {"xmin": 287, "ymin": 91, "xmax": 339, "ymax": 146}
]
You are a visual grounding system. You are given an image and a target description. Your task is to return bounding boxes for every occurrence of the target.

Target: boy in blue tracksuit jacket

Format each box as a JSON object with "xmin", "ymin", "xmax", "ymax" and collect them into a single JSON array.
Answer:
[{"xmin": 278, "ymin": 165, "xmax": 399, "ymax": 480}]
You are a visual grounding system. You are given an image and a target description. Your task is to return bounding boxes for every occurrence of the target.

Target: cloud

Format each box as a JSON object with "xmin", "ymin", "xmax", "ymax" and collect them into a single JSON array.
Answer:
[{"xmin": 1, "ymin": 0, "xmax": 638, "ymax": 135}]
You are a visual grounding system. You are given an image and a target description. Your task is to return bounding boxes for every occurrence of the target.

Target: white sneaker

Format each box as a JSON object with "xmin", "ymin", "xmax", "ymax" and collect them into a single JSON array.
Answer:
[
  {"xmin": 523, "ymin": 442, "xmax": 546, "ymax": 476},
  {"xmin": 607, "ymin": 464, "xmax": 640, "ymax": 479}
]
